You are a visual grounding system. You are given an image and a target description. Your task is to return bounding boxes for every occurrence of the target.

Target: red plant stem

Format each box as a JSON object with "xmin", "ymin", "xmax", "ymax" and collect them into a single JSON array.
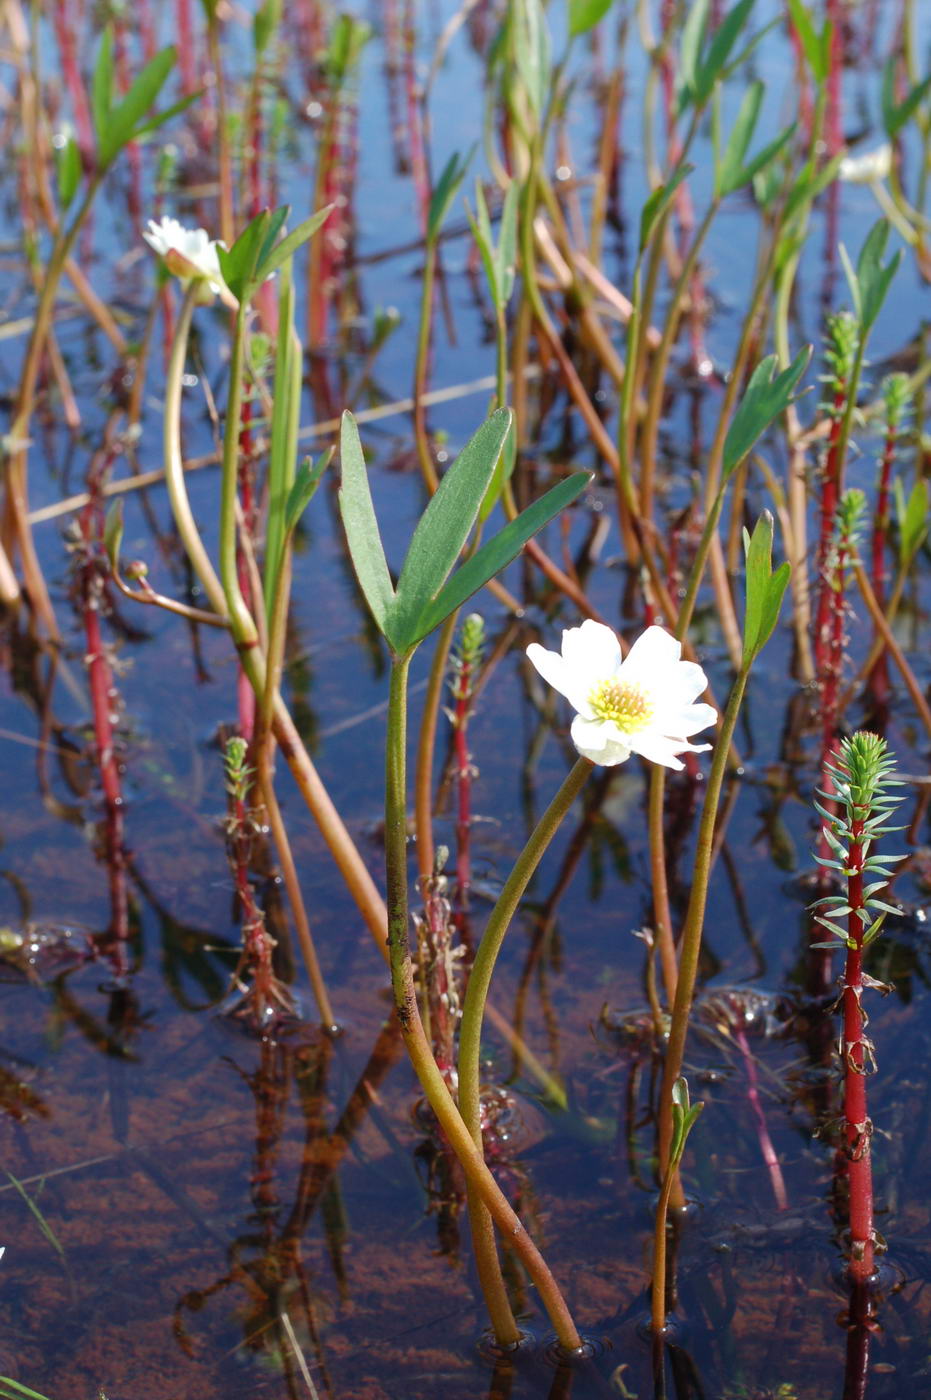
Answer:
[
  {"xmin": 77, "ymin": 470, "xmax": 129, "ymax": 980},
  {"xmin": 825, "ymin": 0, "xmax": 844, "ymax": 158},
  {"xmin": 842, "ymin": 816, "xmax": 874, "ymax": 1284},
  {"xmin": 452, "ymin": 661, "xmax": 474, "ymax": 910},
  {"xmin": 813, "ymin": 389, "xmax": 847, "ymax": 672},
  {"xmin": 734, "ymin": 1025, "xmax": 789, "ymax": 1211},
  {"xmin": 231, "ymin": 790, "xmax": 275, "ymax": 1024},
  {"xmin": 402, "ymin": 0, "xmax": 429, "ymax": 235},
  {"xmin": 53, "ymin": 0, "xmax": 95, "ymax": 167},
  {"xmin": 176, "ymin": 0, "xmax": 198, "ymax": 96},
  {"xmin": 868, "ymin": 422, "xmax": 897, "ymax": 699},
  {"xmin": 843, "ymin": 1280, "xmax": 875, "ymax": 1400}
]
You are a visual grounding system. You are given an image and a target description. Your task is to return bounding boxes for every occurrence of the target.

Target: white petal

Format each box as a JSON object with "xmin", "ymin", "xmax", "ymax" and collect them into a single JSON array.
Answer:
[
  {"xmin": 619, "ymin": 626, "xmax": 682, "ymax": 685},
  {"xmin": 629, "ymin": 732, "xmax": 711, "ymax": 770},
  {"xmin": 671, "ymin": 660, "xmax": 710, "ymax": 705},
  {"xmin": 656, "ymin": 701, "xmax": 717, "ymax": 739},
  {"xmin": 526, "ymin": 643, "xmax": 577, "ymax": 706},
  {"xmin": 571, "ymin": 715, "xmax": 632, "ymax": 766}
]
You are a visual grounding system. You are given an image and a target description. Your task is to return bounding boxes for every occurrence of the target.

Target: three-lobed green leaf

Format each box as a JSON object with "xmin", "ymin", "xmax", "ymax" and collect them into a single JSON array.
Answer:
[
  {"xmin": 338, "ymin": 410, "xmax": 590, "ymax": 656},
  {"xmin": 840, "ymin": 219, "xmax": 901, "ymax": 333}
]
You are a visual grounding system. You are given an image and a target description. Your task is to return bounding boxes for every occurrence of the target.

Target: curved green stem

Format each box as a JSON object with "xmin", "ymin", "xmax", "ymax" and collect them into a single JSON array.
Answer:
[
  {"xmin": 163, "ymin": 285, "xmax": 229, "ymax": 620},
  {"xmin": 457, "ymin": 756, "xmax": 592, "ymax": 1343},
  {"xmin": 387, "ymin": 656, "xmax": 582, "ymax": 1351},
  {"xmin": 657, "ymin": 666, "xmax": 749, "ymax": 1192}
]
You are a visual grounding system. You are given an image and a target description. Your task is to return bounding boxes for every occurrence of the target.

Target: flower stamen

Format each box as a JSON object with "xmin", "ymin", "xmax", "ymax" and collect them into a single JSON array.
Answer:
[{"xmin": 588, "ymin": 678, "xmax": 654, "ymax": 733}]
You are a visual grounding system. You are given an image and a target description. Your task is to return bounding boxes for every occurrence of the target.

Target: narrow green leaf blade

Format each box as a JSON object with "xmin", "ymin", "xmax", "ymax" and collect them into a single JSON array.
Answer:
[
  {"xmin": 257, "ymin": 205, "xmax": 333, "ymax": 282},
  {"xmin": 100, "ymin": 45, "xmax": 176, "ymax": 167},
  {"xmin": 412, "ymin": 471, "xmax": 590, "ymax": 645},
  {"xmin": 569, "ymin": 0, "xmax": 613, "ymax": 37},
  {"xmin": 723, "ymin": 346, "xmax": 811, "ymax": 477},
  {"xmin": 285, "ymin": 452, "xmax": 330, "ymax": 535},
  {"xmin": 717, "ymin": 79, "xmax": 763, "ymax": 197},
  {"xmin": 337, "ymin": 412, "xmax": 396, "ymax": 638},
  {"xmin": 786, "ymin": 0, "xmax": 827, "ymax": 82},
  {"xmin": 393, "ymin": 409, "xmax": 512, "ymax": 646},
  {"xmin": 56, "ymin": 131, "xmax": 82, "ymax": 210},
  {"xmin": 639, "ymin": 163, "xmax": 693, "ymax": 254},
  {"xmin": 695, "ymin": 0, "xmax": 756, "ymax": 106},
  {"xmin": 428, "ymin": 150, "xmax": 472, "ymax": 244}
]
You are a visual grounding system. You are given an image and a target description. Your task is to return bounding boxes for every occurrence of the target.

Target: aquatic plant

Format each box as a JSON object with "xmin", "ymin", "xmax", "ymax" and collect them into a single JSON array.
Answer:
[{"xmin": 812, "ymin": 731, "xmax": 902, "ymax": 1283}]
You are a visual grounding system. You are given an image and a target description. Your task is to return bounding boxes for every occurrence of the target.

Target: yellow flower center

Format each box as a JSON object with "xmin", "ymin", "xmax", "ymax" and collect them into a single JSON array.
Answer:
[{"xmin": 588, "ymin": 677, "xmax": 654, "ymax": 733}]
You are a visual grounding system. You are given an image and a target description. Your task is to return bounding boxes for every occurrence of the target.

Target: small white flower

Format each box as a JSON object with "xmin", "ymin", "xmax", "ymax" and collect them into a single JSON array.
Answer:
[
  {"xmin": 143, "ymin": 216, "xmax": 226, "ymax": 296},
  {"xmin": 838, "ymin": 143, "xmax": 892, "ymax": 185},
  {"xmin": 526, "ymin": 621, "xmax": 716, "ymax": 770}
]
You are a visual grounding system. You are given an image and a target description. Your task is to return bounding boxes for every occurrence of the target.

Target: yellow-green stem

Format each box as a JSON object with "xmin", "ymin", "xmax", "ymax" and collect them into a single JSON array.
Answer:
[{"xmin": 387, "ymin": 656, "xmax": 582, "ymax": 1351}]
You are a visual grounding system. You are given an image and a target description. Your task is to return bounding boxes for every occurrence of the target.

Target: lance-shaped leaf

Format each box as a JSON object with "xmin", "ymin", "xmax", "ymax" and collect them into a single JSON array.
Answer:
[
  {"xmin": 56, "ymin": 130, "xmax": 82, "ymax": 210},
  {"xmin": 669, "ymin": 1078, "xmax": 704, "ymax": 1168},
  {"xmin": 285, "ymin": 453, "xmax": 330, "ymax": 537},
  {"xmin": 569, "ymin": 0, "xmax": 613, "ymax": 37},
  {"xmin": 515, "ymin": 0, "xmax": 551, "ymax": 119},
  {"xmin": 411, "ymin": 471, "xmax": 590, "ymax": 646},
  {"xmin": 882, "ymin": 59, "xmax": 931, "ymax": 138},
  {"xmin": 92, "ymin": 30, "xmax": 114, "ymax": 152},
  {"xmin": 391, "ymin": 410, "xmax": 512, "ymax": 649},
  {"xmin": 722, "ymin": 347, "xmax": 811, "ymax": 478},
  {"xmin": 257, "ymin": 205, "xmax": 333, "ymax": 284},
  {"xmin": 104, "ymin": 500, "xmax": 124, "ymax": 569},
  {"xmin": 895, "ymin": 476, "xmax": 928, "ymax": 566},
  {"xmin": 428, "ymin": 150, "xmax": 472, "ymax": 245},
  {"xmin": 741, "ymin": 511, "xmax": 790, "ymax": 665},
  {"xmin": 840, "ymin": 219, "xmax": 901, "ymax": 333},
  {"xmin": 98, "ymin": 45, "xmax": 177, "ymax": 168},
  {"xmin": 338, "ymin": 412, "xmax": 396, "ymax": 641},
  {"xmin": 681, "ymin": 0, "xmax": 756, "ymax": 111},
  {"xmin": 639, "ymin": 163, "xmax": 693, "ymax": 255},
  {"xmin": 786, "ymin": 0, "xmax": 831, "ymax": 83}
]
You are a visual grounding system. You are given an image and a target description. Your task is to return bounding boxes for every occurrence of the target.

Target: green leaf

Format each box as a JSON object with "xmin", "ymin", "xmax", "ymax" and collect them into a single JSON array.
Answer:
[
  {"xmin": 515, "ymin": 0, "xmax": 551, "ymax": 119},
  {"xmin": 256, "ymin": 205, "xmax": 333, "ymax": 282},
  {"xmin": 92, "ymin": 28, "xmax": 114, "ymax": 153},
  {"xmin": 895, "ymin": 476, "xmax": 928, "ymax": 564},
  {"xmin": 324, "ymin": 14, "xmax": 373, "ymax": 82},
  {"xmin": 882, "ymin": 59, "xmax": 931, "ymax": 138},
  {"xmin": 639, "ymin": 163, "xmax": 693, "ymax": 254},
  {"xmin": 412, "ymin": 471, "xmax": 590, "ymax": 646},
  {"xmin": 104, "ymin": 500, "xmax": 124, "ymax": 567},
  {"xmin": 392, "ymin": 410, "xmax": 513, "ymax": 649},
  {"xmin": 786, "ymin": 0, "xmax": 828, "ymax": 82},
  {"xmin": 742, "ymin": 511, "xmax": 790, "ymax": 664},
  {"xmin": 695, "ymin": 0, "xmax": 756, "ymax": 107},
  {"xmin": 99, "ymin": 45, "xmax": 176, "ymax": 167},
  {"xmin": 217, "ymin": 208, "xmax": 289, "ymax": 302},
  {"xmin": 254, "ymin": 0, "xmax": 283, "ymax": 55},
  {"xmin": 428, "ymin": 150, "xmax": 472, "ymax": 244},
  {"xmin": 478, "ymin": 420, "xmax": 517, "ymax": 524},
  {"xmin": 285, "ymin": 453, "xmax": 330, "ymax": 536},
  {"xmin": 843, "ymin": 219, "xmax": 900, "ymax": 333},
  {"xmin": 0, "ymin": 1380, "xmax": 55, "ymax": 1400},
  {"xmin": 723, "ymin": 347, "xmax": 811, "ymax": 477},
  {"xmin": 55, "ymin": 131, "xmax": 82, "ymax": 211},
  {"xmin": 496, "ymin": 180, "xmax": 519, "ymax": 304},
  {"xmin": 130, "ymin": 89, "xmax": 203, "ymax": 145},
  {"xmin": 679, "ymin": 0, "xmax": 709, "ymax": 110},
  {"xmin": 337, "ymin": 411, "xmax": 396, "ymax": 640},
  {"xmin": 569, "ymin": 0, "xmax": 613, "ymax": 37},
  {"xmin": 732, "ymin": 121, "xmax": 795, "ymax": 194},
  {"xmin": 716, "ymin": 80, "xmax": 763, "ymax": 196}
]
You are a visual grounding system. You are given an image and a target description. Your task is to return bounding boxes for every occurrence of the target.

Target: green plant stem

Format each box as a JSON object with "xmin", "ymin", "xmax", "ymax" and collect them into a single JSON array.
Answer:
[
  {"xmin": 386, "ymin": 655, "xmax": 582, "ymax": 1352},
  {"xmin": 457, "ymin": 756, "xmax": 591, "ymax": 1344},
  {"xmin": 414, "ymin": 239, "xmax": 440, "ymax": 492},
  {"xmin": 4, "ymin": 174, "xmax": 102, "ymax": 627},
  {"xmin": 650, "ymin": 1153, "xmax": 678, "ymax": 1334},
  {"xmin": 657, "ymin": 665, "xmax": 750, "ymax": 1195},
  {"xmin": 639, "ymin": 200, "xmax": 718, "ymax": 521},
  {"xmin": 164, "ymin": 284, "xmax": 230, "ymax": 619},
  {"xmin": 414, "ymin": 610, "xmax": 459, "ymax": 886}
]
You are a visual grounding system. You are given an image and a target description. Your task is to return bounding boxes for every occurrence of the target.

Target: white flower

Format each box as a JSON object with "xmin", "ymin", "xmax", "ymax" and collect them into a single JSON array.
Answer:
[
  {"xmin": 526, "ymin": 621, "xmax": 716, "ymax": 770},
  {"xmin": 143, "ymin": 216, "xmax": 226, "ymax": 296},
  {"xmin": 838, "ymin": 143, "xmax": 892, "ymax": 185}
]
